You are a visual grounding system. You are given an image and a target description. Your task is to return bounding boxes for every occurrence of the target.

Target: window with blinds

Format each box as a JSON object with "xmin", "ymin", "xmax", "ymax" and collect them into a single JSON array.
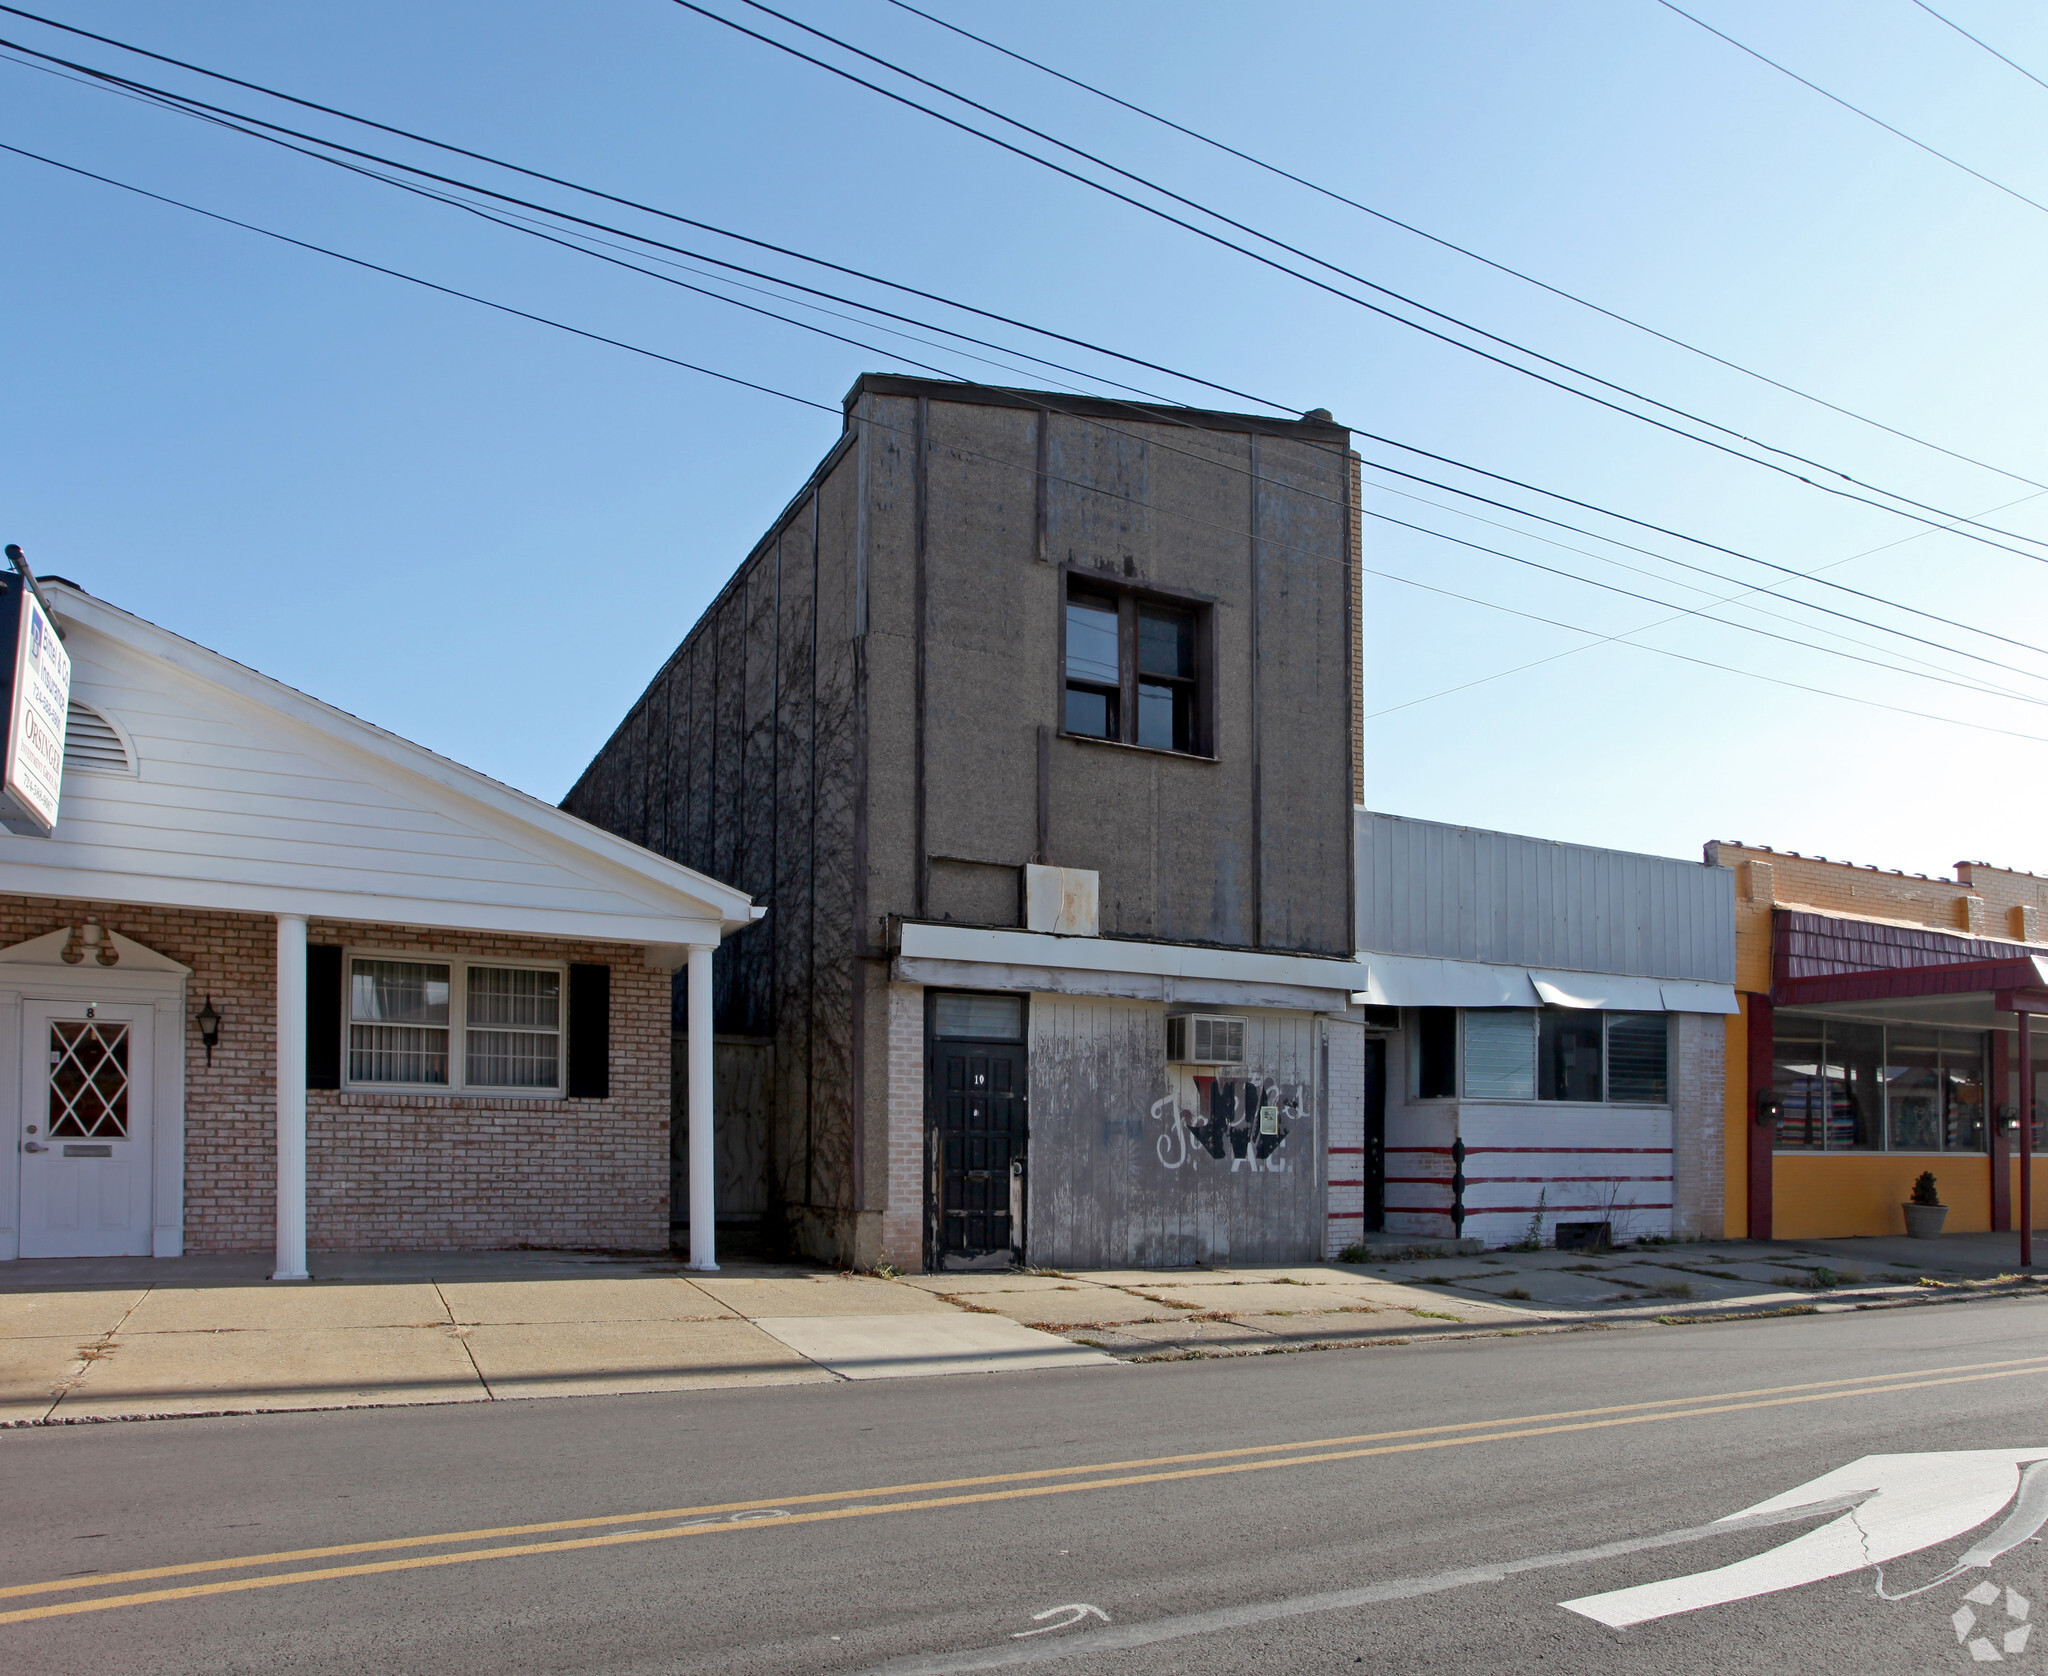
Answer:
[
  {"xmin": 344, "ymin": 954, "xmax": 564, "ymax": 1094},
  {"xmin": 62, "ymin": 701, "xmax": 131, "ymax": 774}
]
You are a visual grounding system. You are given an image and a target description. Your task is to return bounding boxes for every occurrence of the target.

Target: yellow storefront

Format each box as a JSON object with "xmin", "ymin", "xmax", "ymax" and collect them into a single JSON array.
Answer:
[{"xmin": 1710, "ymin": 844, "xmax": 2048, "ymax": 1240}]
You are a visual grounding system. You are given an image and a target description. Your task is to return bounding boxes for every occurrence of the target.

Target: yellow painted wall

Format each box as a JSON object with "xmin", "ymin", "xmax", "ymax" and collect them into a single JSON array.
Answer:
[{"xmin": 1771, "ymin": 1153, "xmax": 2048, "ymax": 1239}]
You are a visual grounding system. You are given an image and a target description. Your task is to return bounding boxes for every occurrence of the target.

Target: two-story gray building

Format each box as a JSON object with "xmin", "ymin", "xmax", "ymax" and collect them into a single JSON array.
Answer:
[{"xmin": 564, "ymin": 375, "xmax": 1367, "ymax": 1271}]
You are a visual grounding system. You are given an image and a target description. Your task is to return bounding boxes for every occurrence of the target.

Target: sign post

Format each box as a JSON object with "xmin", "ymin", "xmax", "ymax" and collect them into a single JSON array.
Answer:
[{"xmin": 0, "ymin": 547, "xmax": 70, "ymax": 836}]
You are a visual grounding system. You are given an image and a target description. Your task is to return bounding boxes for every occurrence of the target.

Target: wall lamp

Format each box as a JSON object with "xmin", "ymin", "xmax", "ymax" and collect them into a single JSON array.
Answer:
[{"xmin": 196, "ymin": 995, "xmax": 222, "ymax": 1066}]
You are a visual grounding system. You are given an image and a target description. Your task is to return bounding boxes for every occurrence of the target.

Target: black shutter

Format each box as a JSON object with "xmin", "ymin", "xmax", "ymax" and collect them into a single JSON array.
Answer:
[
  {"xmin": 567, "ymin": 963, "xmax": 611, "ymax": 1099},
  {"xmin": 306, "ymin": 945, "xmax": 343, "ymax": 1090}
]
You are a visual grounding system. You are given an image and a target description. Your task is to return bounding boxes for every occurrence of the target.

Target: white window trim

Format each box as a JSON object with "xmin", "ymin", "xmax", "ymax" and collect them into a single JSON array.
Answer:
[
  {"xmin": 1419, "ymin": 1006, "xmax": 1674, "ymax": 1107},
  {"xmin": 341, "ymin": 948, "xmax": 567, "ymax": 1098}
]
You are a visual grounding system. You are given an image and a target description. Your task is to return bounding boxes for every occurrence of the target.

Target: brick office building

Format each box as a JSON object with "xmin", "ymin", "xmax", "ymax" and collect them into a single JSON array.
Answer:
[
  {"xmin": 565, "ymin": 376, "xmax": 1366, "ymax": 1272},
  {"xmin": 1709, "ymin": 842, "xmax": 2048, "ymax": 1239},
  {"xmin": 0, "ymin": 578, "xmax": 756, "ymax": 1275}
]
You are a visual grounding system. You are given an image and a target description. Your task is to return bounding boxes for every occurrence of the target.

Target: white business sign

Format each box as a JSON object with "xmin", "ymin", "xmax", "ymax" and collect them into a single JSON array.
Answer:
[{"xmin": 1, "ymin": 585, "xmax": 70, "ymax": 833}]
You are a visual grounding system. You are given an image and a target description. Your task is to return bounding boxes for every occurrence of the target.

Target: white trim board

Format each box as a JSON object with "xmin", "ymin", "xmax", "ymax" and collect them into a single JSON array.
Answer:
[
  {"xmin": 895, "ymin": 923, "xmax": 1365, "ymax": 999},
  {"xmin": 1351, "ymin": 951, "xmax": 1737, "ymax": 1015},
  {"xmin": 0, "ymin": 586, "xmax": 759, "ymax": 948}
]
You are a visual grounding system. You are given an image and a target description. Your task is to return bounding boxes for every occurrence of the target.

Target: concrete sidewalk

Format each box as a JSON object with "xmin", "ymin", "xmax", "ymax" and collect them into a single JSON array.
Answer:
[{"xmin": 4, "ymin": 1233, "xmax": 2040, "ymax": 1424}]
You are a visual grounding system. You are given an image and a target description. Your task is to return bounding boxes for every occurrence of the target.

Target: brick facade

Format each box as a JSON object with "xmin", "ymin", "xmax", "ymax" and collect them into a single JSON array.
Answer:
[
  {"xmin": 1, "ymin": 896, "xmax": 669, "ymax": 1253},
  {"xmin": 880, "ymin": 980, "xmax": 925, "ymax": 1271},
  {"xmin": 1323, "ymin": 1017, "xmax": 1366, "ymax": 1257}
]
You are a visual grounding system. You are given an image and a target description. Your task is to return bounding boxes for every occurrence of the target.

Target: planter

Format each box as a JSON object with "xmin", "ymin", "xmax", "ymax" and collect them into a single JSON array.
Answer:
[{"xmin": 1903, "ymin": 1202, "xmax": 1949, "ymax": 1239}]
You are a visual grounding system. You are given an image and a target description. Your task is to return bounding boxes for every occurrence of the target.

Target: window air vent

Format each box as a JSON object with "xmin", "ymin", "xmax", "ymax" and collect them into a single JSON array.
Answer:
[
  {"xmin": 63, "ymin": 702, "xmax": 131, "ymax": 775},
  {"xmin": 1166, "ymin": 1014, "xmax": 1247, "ymax": 1065}
]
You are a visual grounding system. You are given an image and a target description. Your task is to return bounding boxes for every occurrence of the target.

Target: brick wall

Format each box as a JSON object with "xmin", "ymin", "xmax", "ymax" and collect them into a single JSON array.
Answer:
[
  {"xmin": 0, "ymin": 897, "xmax": 669, "ymax": 1253},
  {"xmin": 880, "ymin": 980, "xmax": 925, "ymax": 1271},
  {"xmin": 1670, "ymin": 1011, "xmax": 1726, "ymax": 1237},
  {"xmin": 1706, "ymin": 842, "xmax": 2048, "ymax": 994},
  {"xmin": 1323, "ymin": 1017, "xmax": 1366, "ymax": 1257}
]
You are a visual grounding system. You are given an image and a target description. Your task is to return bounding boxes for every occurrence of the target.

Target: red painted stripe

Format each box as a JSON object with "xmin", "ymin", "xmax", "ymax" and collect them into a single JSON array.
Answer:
[
  {"xmin": 1329, "ymin": 1179, "xmax": 1364, "ymax": 1188},
  {"xmin": 1329, "ymin": 1146, "xmax": 1365, "ymax": 1154},
  {"xmin": 1468, "ymin": 1203, "xmax": 1673, "ymax": 1215},
  {"xmin": 1386, "ymin": 1145, "xmax": 1673, "ymax": 1155},
  {"xmin": 1328, "ymin": 1211, "xmax": 1364, "ymax": 1220},
  {"xmin": 1466, "ymin": 1174, "xmax": 1671, "ymax": 1184}
]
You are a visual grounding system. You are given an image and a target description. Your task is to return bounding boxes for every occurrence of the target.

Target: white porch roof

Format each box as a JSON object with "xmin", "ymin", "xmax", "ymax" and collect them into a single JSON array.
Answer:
[{"xmin": 3, "ymin": 583, "xmax": 756, "ymax": 955}]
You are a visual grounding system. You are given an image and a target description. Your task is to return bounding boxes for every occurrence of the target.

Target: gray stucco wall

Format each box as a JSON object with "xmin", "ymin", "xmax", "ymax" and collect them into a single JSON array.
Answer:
[{"xmin": 1356, "ymin": 810, "xmax": 1736, "ymax": 982}]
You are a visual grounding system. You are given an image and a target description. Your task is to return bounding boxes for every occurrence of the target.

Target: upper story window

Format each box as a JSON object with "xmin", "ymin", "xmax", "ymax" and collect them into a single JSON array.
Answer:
[
  {"xmin": 1062, "ymin": 576, "xmax": 1210, "ymax": 757},
  {"xmin": 1412, "ymin": 1006, "xmax": 1669, "ymax": 1104},
  {"xmin": 346, "ymin": 954, "xmax": 563, "ymax": 1094}
]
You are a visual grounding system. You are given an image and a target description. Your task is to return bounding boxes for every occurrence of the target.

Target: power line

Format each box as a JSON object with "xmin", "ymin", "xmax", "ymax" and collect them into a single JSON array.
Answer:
[
  {"xmin": 883, "ymin": 0, "xmax": 2048, "ymax": 495},
  {"xmin": 8, "ymin": 17, "xmax": 2045, "ymax": 673},
  {"xmin": 672, "ymin": 0, "xmax": 2048, "ymax": 563},
  {"xmin": 0, "ymin": 140, "xmax": 838, "ymax": 414},
  {"xmin": 1909, "ymin": 0, "xmax": 2048, "ymax": 96},
  {"xmin": 1366, "ymin": 486, "xmax": 2048, "ymax": 720},
  {"xmin": 1657, "ymin": 0, "xmax": 2048, "ymax": 217},
  {"xmin": 10, "ymin": 136, "xmax": 2045, "ymax": 749}
]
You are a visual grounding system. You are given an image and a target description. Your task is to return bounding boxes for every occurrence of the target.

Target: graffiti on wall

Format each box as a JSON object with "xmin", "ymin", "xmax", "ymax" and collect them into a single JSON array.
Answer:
[{"xmin": 1151, "ymin": 1074, "xmax": 1305, "ymax": 1173}]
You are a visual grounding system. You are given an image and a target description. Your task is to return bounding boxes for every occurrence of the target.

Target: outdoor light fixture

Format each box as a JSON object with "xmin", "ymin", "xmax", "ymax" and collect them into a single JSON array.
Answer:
[{"xmin": 196, "ymin": 994, "xmax": 222, "ymax": 1065}]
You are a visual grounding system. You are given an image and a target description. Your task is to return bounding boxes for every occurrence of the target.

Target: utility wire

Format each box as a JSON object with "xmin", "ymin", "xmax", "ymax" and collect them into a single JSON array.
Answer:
[
  {"xmin": 9, "ymin": 136, "xmax": 2044, "ymax": 747},
  {"xmin": 1910, "ymin": 0, "xmax": 2048, "ymax": 96},
  {"xmin": 1657, "ymin": 0, "xmax": 2048, "ymax": 217},
  {"xmin": 674, "ymin": 0, "xmax": 2048, "ymax": 562},
  {"xmin": 0, "ymin": 140, "xmax": 837, "ymax": 414},
  {"xmin": 5, "ymin": 15, "xmax": 2043, "ymax": 672},
  {"xmin": 1366, "ymin": 486, "xmax": 2048, "ymax": 720},
  {"xmin": 884, "ymin": 0, "xmax": 2048, "ymax": 494}
]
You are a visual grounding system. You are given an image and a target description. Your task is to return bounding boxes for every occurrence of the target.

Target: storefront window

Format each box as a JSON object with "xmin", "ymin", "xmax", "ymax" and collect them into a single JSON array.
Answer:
[
  {"xmin": 1774, "ymin": 1013, "xmax": 1990, "ymax": 1152},
  {"xmin": 1943, "ymin": 1031, "xmax": 1987, "ymax": 1152},
  {"xmin": 1463, "ymin": 1009, "xmax": 1536, "ymax": 1099},
  {"xmin": 1774, "ymin": 1015, "xmax": 1826, "ymax": 1150},
  {"xmin": 1432, "ymin": 1007, "xmax": 1669, "ymax": 1104},
  {"xmin": 1539, "ymin": 1009, "xmax": 1604, "ymax": 1102},
  {"xmin": 1884, "ymin": 1026, "xmax": 1942, "ymax": 1151}
]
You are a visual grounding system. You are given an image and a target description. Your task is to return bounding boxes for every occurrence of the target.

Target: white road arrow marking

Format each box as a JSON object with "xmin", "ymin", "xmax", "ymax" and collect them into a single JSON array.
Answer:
[
  {"xmin": 1010, "ymin": 1605, "xmax": 1110, "ymax": 1639},
  {"xmin": 1561, "ymin": 1449, "xmax": 2048, "ymax": 1628}
]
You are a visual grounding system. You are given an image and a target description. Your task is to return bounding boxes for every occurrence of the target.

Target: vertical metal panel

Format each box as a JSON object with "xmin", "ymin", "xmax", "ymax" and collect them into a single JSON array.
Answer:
[
  {"xmin": 1356, "ymin": 810, "xmax": 1735, "ymax": 982},
  {"xmin": 1028, "ymin": 999, "xmax": 1322, "ymax": 1268}
]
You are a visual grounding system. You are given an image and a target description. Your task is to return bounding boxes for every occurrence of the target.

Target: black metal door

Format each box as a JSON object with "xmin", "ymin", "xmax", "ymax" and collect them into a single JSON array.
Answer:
[
  {"xmin": 1364, "ymin": 1036, "xmax": 1387, "ymax": 1232},
  {"xmin": 929, "ymin": 1039, "xmax": 1027, "ymax": 1266}
]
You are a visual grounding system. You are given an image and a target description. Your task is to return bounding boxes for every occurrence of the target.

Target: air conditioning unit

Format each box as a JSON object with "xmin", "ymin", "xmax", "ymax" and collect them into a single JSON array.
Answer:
[{"xmin": 1166, "ymin": 1014, "xmax": 1247, "ymax": 1066}]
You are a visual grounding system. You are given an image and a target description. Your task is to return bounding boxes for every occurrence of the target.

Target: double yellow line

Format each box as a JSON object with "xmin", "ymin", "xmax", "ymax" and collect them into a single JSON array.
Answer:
[{"xmin": 8, "ymin": 1353, "xmax": 2048, "ymax": 1628}]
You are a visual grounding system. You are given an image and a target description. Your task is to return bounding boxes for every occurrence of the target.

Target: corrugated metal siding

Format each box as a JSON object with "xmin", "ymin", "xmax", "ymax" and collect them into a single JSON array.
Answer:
[
  {"xmin": 1027, "ymin": 998, "xmax": 1323, "ymax": 1268},
  {"xmin": 1356, "ymin": 811, "xmax": 1734, "ymax": 983}
]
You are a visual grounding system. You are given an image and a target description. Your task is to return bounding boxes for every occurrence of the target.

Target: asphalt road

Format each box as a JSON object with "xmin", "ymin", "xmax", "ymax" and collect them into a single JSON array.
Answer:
[{"xmin": 6, "ymin": 1297, "xmax": 2048, "ymax": 1675}]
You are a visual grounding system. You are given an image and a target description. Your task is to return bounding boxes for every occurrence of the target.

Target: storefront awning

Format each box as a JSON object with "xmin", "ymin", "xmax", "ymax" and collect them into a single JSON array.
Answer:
[
  {"xmin": 1773, "ymin": 955, "xmax": 2048, "ymax": 1009},
  {"xmin": 1350, "ymin": 952, "xmax": 1737, "ymax": 1014}
]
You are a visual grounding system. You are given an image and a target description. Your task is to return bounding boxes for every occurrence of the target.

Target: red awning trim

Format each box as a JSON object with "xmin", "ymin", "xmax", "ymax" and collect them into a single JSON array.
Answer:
[{"xmin": 1773, "ymin": 956, "xmax": 2048, "ymax": 1007}]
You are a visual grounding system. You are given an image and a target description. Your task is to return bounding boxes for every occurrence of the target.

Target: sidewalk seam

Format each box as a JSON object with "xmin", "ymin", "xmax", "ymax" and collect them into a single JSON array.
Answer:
[
  {"xmin": 43, "ymin": 1283, "xmax": 155, "ymax": 1422},
  {"xmin": 432, "ymin": 1281, "xmax": 495, "ymax": 1401}
]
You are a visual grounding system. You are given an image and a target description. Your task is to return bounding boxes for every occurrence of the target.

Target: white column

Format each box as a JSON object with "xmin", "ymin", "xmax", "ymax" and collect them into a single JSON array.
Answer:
[
  {"xmin": 273, "ymin": 913, "xmax": 309, "ymax": 1281},
  {"xmin": 685, "ymin": 941, "xmax": 717, "ymax": 1272}
]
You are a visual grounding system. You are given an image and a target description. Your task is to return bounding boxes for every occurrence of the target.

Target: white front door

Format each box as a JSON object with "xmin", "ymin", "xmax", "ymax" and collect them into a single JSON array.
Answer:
[{"xmin": 18, "ymin": 999, "xmax": 154, "ymax": 1258}]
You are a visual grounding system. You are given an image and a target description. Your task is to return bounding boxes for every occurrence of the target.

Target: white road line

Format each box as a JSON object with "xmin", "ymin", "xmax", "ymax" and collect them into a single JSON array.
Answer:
[{"xmin": 852, "ymin": 1496, "xmax": 1869, "ymax": 1673}]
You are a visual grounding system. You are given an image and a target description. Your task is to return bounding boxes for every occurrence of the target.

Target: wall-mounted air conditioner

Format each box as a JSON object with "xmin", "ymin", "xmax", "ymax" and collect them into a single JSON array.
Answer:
[{"xmin": 1166, "ymin": 1014, "xmax": 1247, "ymax": 1066}]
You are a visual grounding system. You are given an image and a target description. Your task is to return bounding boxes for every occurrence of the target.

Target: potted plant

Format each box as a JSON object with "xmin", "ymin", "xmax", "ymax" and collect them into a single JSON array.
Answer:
[{"xmin": 1903, "ymin": 1172, "xmax": 1948, "ymax": 1239}]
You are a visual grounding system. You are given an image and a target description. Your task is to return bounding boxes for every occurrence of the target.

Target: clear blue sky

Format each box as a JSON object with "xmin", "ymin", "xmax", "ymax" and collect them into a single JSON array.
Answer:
[{"xmin": 6, "ymin": 1, "xmax": 2047, "ymax": 879}]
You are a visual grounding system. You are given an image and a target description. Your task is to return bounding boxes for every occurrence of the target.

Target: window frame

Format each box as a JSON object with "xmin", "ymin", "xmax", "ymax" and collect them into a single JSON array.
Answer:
[
  {"xmin": 1058, "ymin": 568, "xmax": 1217, "ymax": 760},
  {"xmin": 1409, "ymin": 1006, "xmax": 1672, "ymax": 1106},
  {"xmin": 341, "ymin": 948, "xmax": 568, "ymax": 1098}
]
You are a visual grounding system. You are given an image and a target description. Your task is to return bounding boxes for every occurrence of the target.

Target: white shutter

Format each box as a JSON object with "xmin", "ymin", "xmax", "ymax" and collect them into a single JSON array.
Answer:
[{"xmin": 1462, "ymin": 1009, "xmax": 1536, "ymax": 1099}]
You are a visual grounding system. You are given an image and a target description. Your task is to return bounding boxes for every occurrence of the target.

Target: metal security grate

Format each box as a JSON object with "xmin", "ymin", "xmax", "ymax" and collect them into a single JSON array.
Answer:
[{"xmin": 62, "ymin": 702, "xmax": 130, "ymax": 774}]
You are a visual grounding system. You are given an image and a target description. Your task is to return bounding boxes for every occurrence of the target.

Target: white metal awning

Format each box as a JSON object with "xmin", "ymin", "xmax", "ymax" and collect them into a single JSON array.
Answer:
[{"xmin": 1350, "ymin": 952, "xmax": 1736, "ymax": 1014}]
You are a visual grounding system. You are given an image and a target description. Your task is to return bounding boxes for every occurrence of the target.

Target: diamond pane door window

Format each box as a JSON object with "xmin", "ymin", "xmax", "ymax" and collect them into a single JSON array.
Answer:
[
  {"xmin": 19, "ymin": 1001, "xmax": 155, "ymax": 1257},
  {"xmin": 49, "ymin": 1019, "xmax": 129, "ymax": 1137}
]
